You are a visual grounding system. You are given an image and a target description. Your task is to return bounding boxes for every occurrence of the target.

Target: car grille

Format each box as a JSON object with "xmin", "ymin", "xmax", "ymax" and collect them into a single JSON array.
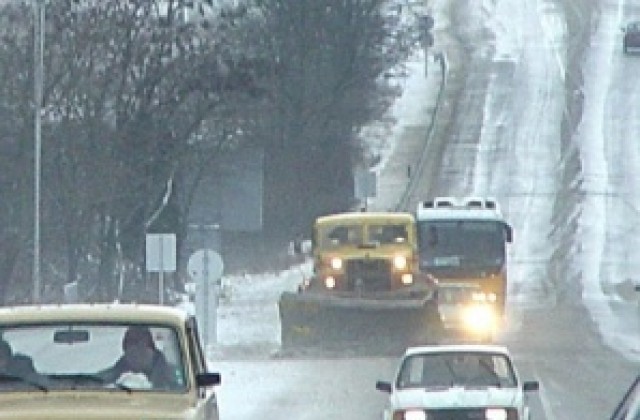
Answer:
[
  {"xmin": 423, "ymin": 408, "xmax": 517, "ymax": 420},
  {"xmin": 345, "ymin": 258, "xmax": 391, "ymax": 291}
]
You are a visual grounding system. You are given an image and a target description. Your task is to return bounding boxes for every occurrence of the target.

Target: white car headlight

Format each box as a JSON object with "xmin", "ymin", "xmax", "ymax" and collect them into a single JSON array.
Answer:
[
  {"xmin": 393, "ymin": 409, "xmax": 426, "ymax": 420},
  {"xmin": 485, "ymin": 408, "xmax": 508, "ymax": 420}
]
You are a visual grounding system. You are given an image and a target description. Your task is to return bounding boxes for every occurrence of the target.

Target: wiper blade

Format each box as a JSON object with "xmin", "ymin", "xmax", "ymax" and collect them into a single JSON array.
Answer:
[
  {"xmin": 423, "ymin": 385, "xmax": 451, "ymax": 391},
  {"xmin": 80, "ymin": 374, "xmax": 133, "ymax": 393},
  {"xmin": 0, "ymin": 373, "xmax": 48, "ymax": 392}
]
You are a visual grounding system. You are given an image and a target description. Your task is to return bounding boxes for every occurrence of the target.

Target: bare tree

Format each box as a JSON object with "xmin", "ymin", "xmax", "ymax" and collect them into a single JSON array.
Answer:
[
  {"xmin": 0, "ymin": 0, "xmax": 267, "ymax": 302},
  {"xmin": 249, "ymin": 0, "xmax": 420, "ymax": 247}
]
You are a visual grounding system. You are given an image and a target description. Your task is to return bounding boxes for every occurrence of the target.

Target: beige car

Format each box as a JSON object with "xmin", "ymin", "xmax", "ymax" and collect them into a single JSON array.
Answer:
[{"xmin": 0, "ymin": 303, "xmax": 221, "ymax": 419}]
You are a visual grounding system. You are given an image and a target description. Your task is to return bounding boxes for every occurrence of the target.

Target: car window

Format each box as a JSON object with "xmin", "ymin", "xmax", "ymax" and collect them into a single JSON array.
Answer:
[
  {"xmin": 0, "ymin": 322, "xmax": 187, "ymax": 392},
  {"xmin": 396, "ymin": 352, "xmax": 517, "ymax": 389}
]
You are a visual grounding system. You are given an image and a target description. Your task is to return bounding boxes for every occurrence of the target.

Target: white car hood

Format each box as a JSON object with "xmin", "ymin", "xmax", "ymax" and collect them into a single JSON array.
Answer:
[{"xmin": 391, "ymin": 386, "xmax": 520, "ymax": 410}]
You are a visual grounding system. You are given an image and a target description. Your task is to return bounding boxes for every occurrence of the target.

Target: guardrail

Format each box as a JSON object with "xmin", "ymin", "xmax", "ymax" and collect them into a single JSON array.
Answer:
[{"xmin": 395, "ymin": 51, "xmax": 448, "ymax": 212}]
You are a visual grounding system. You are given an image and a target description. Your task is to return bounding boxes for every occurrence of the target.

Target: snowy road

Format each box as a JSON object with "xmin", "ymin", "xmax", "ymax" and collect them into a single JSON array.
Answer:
[
  {"xmin": 211, "ymin": 0, "xmax": 640, "ymax": 419},
  {"xmin": 217, "ymin": 357, "xmax": 396, "ymax": 419}
]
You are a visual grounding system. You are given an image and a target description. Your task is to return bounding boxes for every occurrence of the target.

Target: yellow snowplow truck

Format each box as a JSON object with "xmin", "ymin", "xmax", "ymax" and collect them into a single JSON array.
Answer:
[{"xmin": 279, "ymin": 211, "xmax": 442, "ymax": 354}]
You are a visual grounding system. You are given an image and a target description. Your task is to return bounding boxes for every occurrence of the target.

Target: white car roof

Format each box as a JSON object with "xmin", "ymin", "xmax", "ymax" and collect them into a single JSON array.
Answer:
[{"xmin": 403, "ymin": 343, "xmax": 511, "ymax": 357}]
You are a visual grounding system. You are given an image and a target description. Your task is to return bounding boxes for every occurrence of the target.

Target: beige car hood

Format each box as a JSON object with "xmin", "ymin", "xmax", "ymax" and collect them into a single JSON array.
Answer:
[{"xmin": 0, "ymin": 392, "xmax": 199, "ymax": 419}]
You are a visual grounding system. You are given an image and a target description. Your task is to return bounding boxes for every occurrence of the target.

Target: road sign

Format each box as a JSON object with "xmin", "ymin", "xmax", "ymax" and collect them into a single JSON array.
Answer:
[
  {"xmin": 145, "ymin": 233, "xmax": 176, "ymax": 272},
  {"xmin": 146, "ymin": 233, "xmax": 177, "ymax": 305},
  {"xmin": 354, "ymin": 168, "xmax": 377, "ymax": 200},
  {"xmin": 187, "ymin": 249, "xmax": 224, "ymax": 282}
]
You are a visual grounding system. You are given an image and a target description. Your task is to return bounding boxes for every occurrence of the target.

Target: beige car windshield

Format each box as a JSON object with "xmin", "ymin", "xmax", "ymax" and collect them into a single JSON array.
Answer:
[{"xmin": 0, "ymin": 323, "xmax": 187, "ymax": 392}]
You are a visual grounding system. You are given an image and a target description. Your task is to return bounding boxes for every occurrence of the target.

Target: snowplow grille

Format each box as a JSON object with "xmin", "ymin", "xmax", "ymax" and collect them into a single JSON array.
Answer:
[{"xmin": 345, "ymin": 259, "xmax": 391, "ymax": 291}]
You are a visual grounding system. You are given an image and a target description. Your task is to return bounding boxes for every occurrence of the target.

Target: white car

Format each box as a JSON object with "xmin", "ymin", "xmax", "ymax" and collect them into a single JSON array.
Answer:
[{"xmin": 376, "ymin": 344, "xmax": 538, "ymax": 420}]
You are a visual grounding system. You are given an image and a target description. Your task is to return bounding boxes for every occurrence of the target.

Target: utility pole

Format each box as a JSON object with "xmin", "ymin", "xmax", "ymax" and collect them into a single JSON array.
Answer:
[{"xmin": 32, "ymin": 0, "xmax": 45, "ymax": 303}]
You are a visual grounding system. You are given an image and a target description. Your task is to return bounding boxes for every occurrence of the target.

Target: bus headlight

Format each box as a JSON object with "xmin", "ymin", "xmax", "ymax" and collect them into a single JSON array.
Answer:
[
  {"xmin": 463, "ymin": 304, "xmax": 495, "ymax": 334},
  {"xmin": 393, "ymin": 255, "xmax": 408, "ymax": 270},
  {"xmin": 330, "ymin": 257, "xmax": 343, "ymax": 270},
  {"xmin": 472, "ymin": 291, "xmax": 497, "ymax": 303}
]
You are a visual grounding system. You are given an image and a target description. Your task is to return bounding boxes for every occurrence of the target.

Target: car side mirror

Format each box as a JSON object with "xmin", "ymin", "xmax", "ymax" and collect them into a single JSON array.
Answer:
[
  {"xmin": 196, "ymin": 372, "xmax": 221, "ymax": 387},
  {"xmin": 376, "ymin": 380, "xmax": 392, "ymax": 393}
]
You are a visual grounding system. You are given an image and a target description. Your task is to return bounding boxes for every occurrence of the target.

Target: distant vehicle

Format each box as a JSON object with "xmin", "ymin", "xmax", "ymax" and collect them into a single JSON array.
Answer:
[
  {"xmin": 415, "ymin": 197, "xmax": 512, "ymax": 319},
  {"xmin": 376, "ymin": 344, "xmax": 539, "ymax": 420},
  {"xmin": 611, "ymin": 374, "xmax": 640, "ymax": 420},
  {"xmin": 279, "ymin": 211, "xmax": 441, "ymax": 353},
  {"xmin": 437, "ymin": 282, "xmax": 498, "ymax": 342},
  {"xmin": 0, "ymin": 304, "xmax": 221, "ymax": 420},
  {"xmin": 623, "ymin": 21, "xmax": 640, "ymax": 54}
]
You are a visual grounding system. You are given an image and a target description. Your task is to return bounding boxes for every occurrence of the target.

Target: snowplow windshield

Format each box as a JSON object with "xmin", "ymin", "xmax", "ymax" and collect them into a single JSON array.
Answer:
[
  {"xmin": 315, "ymin": 215, "xmax": 414, "ymax": 251},
  {"xmin": 318, "ymin": 224, "xmax": 364, "ymax": 248},
  {"xmin": 316, "ymin": 223, "xmax": 410, "ymax": 249}
]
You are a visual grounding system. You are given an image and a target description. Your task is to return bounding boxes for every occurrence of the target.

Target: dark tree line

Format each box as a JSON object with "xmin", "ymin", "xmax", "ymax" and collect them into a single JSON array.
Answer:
[{"xmin": 0, "ymin": 0, "xmax": 423, "ymax": 303}]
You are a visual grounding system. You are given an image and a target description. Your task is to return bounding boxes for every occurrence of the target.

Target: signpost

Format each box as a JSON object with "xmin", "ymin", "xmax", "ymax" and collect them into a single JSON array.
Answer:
[
  {"xmin": 354, "ymin": 168, "xmax": 377, "ymax": 211},
  {"xmin": 145, "ymin": 233, "xmax": 177, "ymax": 305},
  {"xmin": 188, "ymin": 249, "xmax": 224, "ymax": 348}
]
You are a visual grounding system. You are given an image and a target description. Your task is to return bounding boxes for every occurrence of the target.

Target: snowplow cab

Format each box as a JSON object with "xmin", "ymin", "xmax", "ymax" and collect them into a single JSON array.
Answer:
[
  {"xmin": 309, "ymin": 212, "xmax": 420, "ymax": 295},
  {"xmin": 279, "ymin": 211, "xmax": 442, "ymax": 355}
]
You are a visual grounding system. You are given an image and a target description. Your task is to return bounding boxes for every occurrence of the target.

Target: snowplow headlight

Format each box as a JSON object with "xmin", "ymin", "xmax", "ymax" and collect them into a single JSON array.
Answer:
[
  {"xmin": 393, "ymin": 255, "xmax": 408, "ymax": 270},
  {"xmin": 330, "ymin": 257, "xmax": 343, "ymax": 270},
  {"xmin": 324, "ymin": 276, "xmax": 336, "ymax": 289},
  {"xmin": 393, "ymin": 409, "xmax": 426, "ymax": 420},
  {"xmin": 401, "ymin": 273, "xmax": 414, "ymax": 285}
]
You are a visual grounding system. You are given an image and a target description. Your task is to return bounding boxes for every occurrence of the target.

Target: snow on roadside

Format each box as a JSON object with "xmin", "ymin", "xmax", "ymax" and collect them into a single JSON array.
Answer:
[{"xmin": 203, "ymin": 54, "xmax": 431, "ymax": 359}]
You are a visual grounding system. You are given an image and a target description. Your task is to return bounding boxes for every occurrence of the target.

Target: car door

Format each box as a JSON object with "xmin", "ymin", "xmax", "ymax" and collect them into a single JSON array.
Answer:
[{"xmin": 185, "ymin": 317, "xmax": 220, "ymax": 420}]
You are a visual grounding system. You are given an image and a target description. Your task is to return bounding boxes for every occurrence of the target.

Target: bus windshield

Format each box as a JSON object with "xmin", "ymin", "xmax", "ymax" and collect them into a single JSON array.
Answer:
[{"xmin": 417, "ymin": 220, "xmax": 506, "ymax": 271}]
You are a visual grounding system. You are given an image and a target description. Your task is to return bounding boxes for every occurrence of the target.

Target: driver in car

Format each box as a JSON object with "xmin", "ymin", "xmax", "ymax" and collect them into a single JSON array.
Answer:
[
  {"xmin": 99, "ymin": 326, "xmax": 178, "ymax": 390},
  {"xmin": 451, "ymin": 354, "xmax": 500, "ymax": 387}
]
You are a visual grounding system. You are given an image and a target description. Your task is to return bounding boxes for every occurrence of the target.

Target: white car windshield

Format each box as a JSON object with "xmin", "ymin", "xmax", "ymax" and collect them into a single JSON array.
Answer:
[
  {"xmin": 0, "ymin": 323, "xmax": 187, "ymax": 392},
  {"xmin": 396, "ymin": 352, "xmax": 517, "ymax": 389}
]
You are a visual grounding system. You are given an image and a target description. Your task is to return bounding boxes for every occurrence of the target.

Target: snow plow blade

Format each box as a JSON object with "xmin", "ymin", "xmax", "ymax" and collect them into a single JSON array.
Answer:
[{"xmin": 278, "ymin": 291, "xmax": 443, "ymax": 355}]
